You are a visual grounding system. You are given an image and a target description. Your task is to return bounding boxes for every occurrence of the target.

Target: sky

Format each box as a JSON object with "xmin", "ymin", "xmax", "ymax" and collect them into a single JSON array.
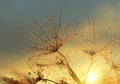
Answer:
[{"xmin": 0, "ymin": 0, "xmax": 120, "ymax": 72}]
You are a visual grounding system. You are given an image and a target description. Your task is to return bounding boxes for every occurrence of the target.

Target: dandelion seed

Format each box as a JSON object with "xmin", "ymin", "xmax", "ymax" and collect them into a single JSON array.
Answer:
[
  {"xmin": 24, "ymin": 15, "xmax": 81, "ymax": 84},
  {"xmin": 104, "ymin": 40, "xmax": 120, "ymax": 82},
  {"xmin": 75, "ymin": 20, "xmax": 115, "ymax": 84},
  {"xmin": 76, "ymin": 20, "xmax": 114, "ymax": 57},
  {"xmin": 26, "ymin": 16, "xmax": 71, "ymax": 61}
]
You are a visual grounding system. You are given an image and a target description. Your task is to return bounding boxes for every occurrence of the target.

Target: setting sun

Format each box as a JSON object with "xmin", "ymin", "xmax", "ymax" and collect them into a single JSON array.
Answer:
[
  {"xmin": 1, "ymin": 0, "xmax": 120, "ymax": 84},
  {"xmin": 87, "ymin": 72, "xmax": 98, "ymax": 83}
]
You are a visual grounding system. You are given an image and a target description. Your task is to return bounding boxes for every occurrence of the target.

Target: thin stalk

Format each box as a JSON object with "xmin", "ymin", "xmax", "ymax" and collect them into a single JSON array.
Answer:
[
  {"xmin": 84, "ymin": 56, "xmax": 94, "ymax": 84},
  {"xmin": 57, "ymin": 50, "xmax": 81, "ymax": 84}
]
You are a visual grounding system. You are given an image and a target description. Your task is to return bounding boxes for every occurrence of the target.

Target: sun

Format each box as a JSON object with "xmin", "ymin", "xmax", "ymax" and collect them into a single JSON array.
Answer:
[{"xmin": 87, "ymin": 72, "xmax": 98, "ymax": 83}]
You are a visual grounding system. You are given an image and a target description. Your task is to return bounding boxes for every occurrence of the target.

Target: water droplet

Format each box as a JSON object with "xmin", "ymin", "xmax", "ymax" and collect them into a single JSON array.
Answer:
[
  {"xmin": 49, "ymin": 17, "xmax": 52, "ymax": 21},
  {"xmin": 50, "ymin": 46, "xmax": 54, "ymax": 50},
  {"xmin": 26, "ymin": 58, "xmax": 30, "ymax": 61},
  {"xmin": 45, "ymin": 37, "xmax": 49, "ymax": 41}
]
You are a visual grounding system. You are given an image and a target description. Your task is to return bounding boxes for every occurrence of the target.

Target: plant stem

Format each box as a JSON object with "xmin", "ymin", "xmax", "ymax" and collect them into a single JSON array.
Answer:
[
  {"xmin": 84, "ymin": 56, "xmax": 94, "ymax": 84},
  {"xmin": 57, "ymin": 50, "xmax": 81, "ymax": 84}
]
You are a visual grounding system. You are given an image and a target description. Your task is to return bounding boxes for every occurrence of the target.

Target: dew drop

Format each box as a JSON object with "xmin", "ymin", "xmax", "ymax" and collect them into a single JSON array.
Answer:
[
  {"xmin": 45, "ymin": 37, "xmax": 49, "ymax": 41},
  {"xmin": 26, "ymin": 58, "xmax": 30, "ymax": 61}
]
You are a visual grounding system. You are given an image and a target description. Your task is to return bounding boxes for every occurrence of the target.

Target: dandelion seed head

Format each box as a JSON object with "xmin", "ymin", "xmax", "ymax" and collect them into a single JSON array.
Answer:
[
  {"xmin": 76, "ymin": 20, "xmax": 113, "ymax": 57},
  {"xmin": 26, "ymin": 16, "xmax": 70, "ymax": 59},
  {"xmin": 24, "ymin": 15, "xmax": 74, "ymax": 84}
]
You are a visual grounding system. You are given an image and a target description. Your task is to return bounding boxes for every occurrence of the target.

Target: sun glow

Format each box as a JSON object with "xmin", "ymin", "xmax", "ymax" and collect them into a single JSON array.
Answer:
[{"xmin": 87, "ymin": 72, "xmax": 98, "ymax": 83}]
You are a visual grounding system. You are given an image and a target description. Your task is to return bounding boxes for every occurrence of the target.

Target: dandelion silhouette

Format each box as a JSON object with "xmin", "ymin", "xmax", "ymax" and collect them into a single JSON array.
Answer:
[
  {"xmin": 74, "ymin": 20, "xmax": 115, "ymax": 84},
  {"xmin": 25, "ymin": 16, "xmax": 82, "ymax": 84},
  {"xmin": 76, "ymin": 20, "xmax": 113, "ymax": 57},
  {"xmin": 1, "ymin": 1, "xmax": 120, "ymax": 83},
  {"xmin": 26, "ymin": 16, "xmax": 69, "ymax": 59}
]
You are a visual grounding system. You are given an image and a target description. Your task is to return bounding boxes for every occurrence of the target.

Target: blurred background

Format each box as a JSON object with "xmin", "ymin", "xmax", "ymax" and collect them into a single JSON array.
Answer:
[{"xmin": 0, "ymin": 0, "xmax": 120, "ymax": 75}]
